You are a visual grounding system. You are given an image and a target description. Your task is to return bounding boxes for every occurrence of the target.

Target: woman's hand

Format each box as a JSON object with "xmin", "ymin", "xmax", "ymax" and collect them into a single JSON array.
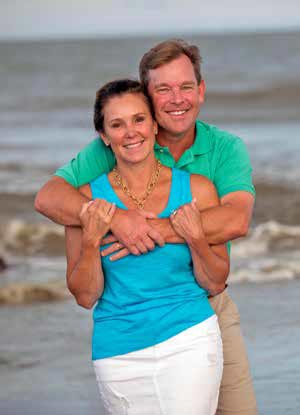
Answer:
[
  {"xmin": 79, "ymin": 199, "xmax": 116, "ymax": 248},
  {"xmin": 170, "ymin": 199, "xmax": 205, "ymax": 244}
]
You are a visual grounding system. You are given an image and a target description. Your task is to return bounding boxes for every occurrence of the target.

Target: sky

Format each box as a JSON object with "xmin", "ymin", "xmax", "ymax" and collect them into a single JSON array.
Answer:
[{"xmin": 2, "ymin": 0, "xmax": 300, "ymax": 40}]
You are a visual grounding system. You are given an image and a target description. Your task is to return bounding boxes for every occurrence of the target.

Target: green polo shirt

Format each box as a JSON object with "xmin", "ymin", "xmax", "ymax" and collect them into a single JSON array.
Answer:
[{"xmin": 55, "ymin": 120, "xmax": 255, "ymax": 199}]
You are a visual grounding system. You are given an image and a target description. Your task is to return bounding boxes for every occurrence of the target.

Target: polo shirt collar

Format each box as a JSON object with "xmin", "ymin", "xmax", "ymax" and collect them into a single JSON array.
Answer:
[
  {"xmin": 189, "ymin": 120, "xmax": 212, "ymax": 155},
  {"xmin": 154, "ymin": 120, "xmax": 211, "ymax": 156}
]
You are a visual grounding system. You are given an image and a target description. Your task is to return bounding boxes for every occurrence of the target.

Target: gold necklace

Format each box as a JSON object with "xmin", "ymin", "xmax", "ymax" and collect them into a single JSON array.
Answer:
[{"xmin": 112, "ymin": 159, "xmax": 162, "ymax": 209}]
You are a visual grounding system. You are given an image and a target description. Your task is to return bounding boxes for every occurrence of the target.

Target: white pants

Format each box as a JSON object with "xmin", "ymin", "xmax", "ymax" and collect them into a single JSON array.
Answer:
[{"xmin": 93, "ymin": 315, "xmax": 223, "ymax": 415}]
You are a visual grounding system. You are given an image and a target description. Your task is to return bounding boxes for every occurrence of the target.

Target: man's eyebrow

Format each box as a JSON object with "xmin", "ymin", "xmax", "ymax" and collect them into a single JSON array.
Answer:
[
  {"xmin": 154, "ymin": 81, "xmax": 196, "ymax": 88},
  {"xmin": 153, "ymin": 83, "xmax": 170, "ymax": 89}
]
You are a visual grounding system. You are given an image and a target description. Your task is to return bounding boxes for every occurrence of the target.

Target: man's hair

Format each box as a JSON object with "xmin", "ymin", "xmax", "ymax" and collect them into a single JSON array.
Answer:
[
  {"xmin": 139, "ymin": 39, "xmax": 202, "ymax": 90},
  {"xmin": 94, "ymin": 79, "xmax": 154, "ymax": 133}
]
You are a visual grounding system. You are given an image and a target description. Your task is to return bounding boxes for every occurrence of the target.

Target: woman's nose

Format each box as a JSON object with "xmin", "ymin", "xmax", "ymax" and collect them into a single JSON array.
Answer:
[{"xmin": 125, "ymin": 125, "xmax": 136, "ymax": 138}]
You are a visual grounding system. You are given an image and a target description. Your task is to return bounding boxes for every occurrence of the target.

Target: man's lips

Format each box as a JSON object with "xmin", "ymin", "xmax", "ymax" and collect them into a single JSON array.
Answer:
[{"xmin": 166, "ymin": 109, "xmax": 189, "ymax": 116}]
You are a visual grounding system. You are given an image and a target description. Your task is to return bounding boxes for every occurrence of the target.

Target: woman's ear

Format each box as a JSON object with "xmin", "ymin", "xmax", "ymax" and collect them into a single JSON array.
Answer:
[
  {"xmin": 100, "ymin": 132, "xmax": 110, "ymax": 147},
  {"xmin": 153, "ymin": 121, "xmax": 158, "ymax": 136}
]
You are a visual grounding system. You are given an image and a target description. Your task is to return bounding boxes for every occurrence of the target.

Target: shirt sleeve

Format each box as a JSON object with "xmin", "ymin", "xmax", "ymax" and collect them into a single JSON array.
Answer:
[
  {"xmin": 55, "ymin": 137, "xmax": 115, "ymax": 188},
  {"xmin": 214, "ymin": 136, "xmax": 255, "ymax": 198}
]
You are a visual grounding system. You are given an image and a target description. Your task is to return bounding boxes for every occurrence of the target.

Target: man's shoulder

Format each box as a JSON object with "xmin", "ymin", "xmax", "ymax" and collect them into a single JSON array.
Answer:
[
  {"xmin": 197, "ymin": 120, "xmax": 242, "ymax": 148},
  {"xmin": 79, "ymin": 136, "xmax": 107, "ymax": 154}
]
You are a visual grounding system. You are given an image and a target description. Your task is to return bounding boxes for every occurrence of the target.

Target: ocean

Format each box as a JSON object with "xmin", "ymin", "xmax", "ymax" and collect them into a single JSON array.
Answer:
[{"xmin": 0, "ymin": 31, "xmax": 300, "ymax": 414}]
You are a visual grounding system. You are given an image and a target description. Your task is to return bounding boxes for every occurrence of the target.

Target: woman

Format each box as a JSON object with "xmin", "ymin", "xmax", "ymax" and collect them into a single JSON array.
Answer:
[{"xmin": 65, "ymin": 79, "xmax": 229, "ymax": 415}]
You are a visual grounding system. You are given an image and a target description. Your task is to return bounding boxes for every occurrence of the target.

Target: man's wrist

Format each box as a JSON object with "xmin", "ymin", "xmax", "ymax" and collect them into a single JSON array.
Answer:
[{"xmin": 150, "ymin": 218, "xmax": 184, "ymax": 243}]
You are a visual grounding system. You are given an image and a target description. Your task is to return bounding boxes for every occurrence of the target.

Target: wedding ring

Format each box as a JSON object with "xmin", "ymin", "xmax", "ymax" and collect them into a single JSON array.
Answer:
[{"xmin": 172, "ymin": 209, "xmax": 178, "ymax": 216}]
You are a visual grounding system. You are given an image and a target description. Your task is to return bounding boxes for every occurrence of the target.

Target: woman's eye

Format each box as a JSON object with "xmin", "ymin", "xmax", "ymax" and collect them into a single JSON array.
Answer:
[
  {"xmin": 111, "ymin": 123, "xmax": 121, "ymax": 129},
  {"xmin": 135, "ymin": 116, "xmax": 145, "ymax": 123}
]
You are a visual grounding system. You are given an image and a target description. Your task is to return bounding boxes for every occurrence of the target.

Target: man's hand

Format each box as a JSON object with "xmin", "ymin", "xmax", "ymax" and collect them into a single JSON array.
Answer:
[{"xmin": 101, "ymin": 209, "xmax": 165, "ymax": 261}]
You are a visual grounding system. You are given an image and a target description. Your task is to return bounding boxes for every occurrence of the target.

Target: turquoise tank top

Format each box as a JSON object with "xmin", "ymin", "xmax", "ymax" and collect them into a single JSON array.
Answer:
[{"xmin": 90, "ymin": 168, "xmax": 214, "ymax": 360}]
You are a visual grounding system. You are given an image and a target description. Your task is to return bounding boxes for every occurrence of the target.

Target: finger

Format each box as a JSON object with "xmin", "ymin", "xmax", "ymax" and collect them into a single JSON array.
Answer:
[
  {"xmin": 141, "ymin": 235, "xmax": 155, "ymax": 251},
  {"xmin": 80, "ymin": 202, "xmax": 90, "ymax": 216},
  {"xmin": 107, "ymin": 202, "xmax": 116, "ymax": 217},
  {"xmin": 191, "ymin": 198, "xmax": 198, "ymax": 211},
  {"xmin": 147, "ymin": 228, "xmax": 165, "ymax": 247},
  {"xmin": 102, "ymin": 234, "xmax": 118, "ymax": 245},
  {"xmin": 109, "ymin": 248, "xmax": 130, "ymax": 262},
  {"xmin": 138, "ymin": 210, "xmax": 157, "ymax": 219},
  {"xmin": 127, "ymin": 245, "xmax": 141, "ymax": 255},
  {"xmin": 135, "ymin": 240, "xmax": 148, "ymax": 254},
  {"xmin": 101, "ymin": 242, "xmax": 125, "ymax": 257}
]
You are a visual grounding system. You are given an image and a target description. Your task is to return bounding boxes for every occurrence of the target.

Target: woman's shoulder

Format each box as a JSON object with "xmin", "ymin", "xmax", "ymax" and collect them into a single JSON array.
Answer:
[{"xmin": 190, "ymin": 173, "xmax": 219, "ymax": 210}]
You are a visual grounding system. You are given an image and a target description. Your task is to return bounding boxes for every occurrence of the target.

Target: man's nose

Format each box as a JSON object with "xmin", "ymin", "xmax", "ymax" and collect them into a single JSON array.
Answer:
[{"xmin": 170, "ymin": 88, "xmax": 184, "ymax": 104}]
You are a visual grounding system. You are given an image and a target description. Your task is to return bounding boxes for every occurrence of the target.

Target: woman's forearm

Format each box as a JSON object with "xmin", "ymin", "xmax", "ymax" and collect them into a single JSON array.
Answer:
[{"xmin": 67, "ymin": 240, "xmax": 104, "ymax": 309}]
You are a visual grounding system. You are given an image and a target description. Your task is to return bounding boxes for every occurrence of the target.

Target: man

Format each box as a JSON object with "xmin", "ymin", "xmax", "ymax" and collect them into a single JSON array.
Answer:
[{"xmin": 35, "ymin": 39, "xmax": 258, "ymax": 414}]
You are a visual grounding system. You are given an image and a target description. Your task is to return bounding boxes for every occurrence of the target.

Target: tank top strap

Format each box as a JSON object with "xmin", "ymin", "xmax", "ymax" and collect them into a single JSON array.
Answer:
[
  {"xmin": 163, "ymin": 168, "xmax": 193, "ymax": 216},
  {"xmin": 90, "ymin": 174, "xmax": 120, "ymax": 204}
]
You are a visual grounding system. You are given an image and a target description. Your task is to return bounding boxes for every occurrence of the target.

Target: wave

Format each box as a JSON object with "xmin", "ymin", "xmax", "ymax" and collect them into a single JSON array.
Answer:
[
  {"xmin": 0, "ymin": 220, "xmax": 299, "ymax": 300},
  {"xmin": 1, "ymin": 218, "xmax": 299, "ymax": 255},
  {"xmin": 0, "ymin": 219, "xmax": 65, "ymax": 256},
  {"xmin": 0, "ymin": 279, "xmax": 70, "ymax": 305},
  {"xmin": 207, "ymin": 80, "xmax": 300, "ymax": 103}
]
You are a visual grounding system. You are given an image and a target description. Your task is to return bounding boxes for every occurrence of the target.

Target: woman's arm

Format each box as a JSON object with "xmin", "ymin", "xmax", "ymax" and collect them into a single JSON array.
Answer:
[
  {"xmin": 65, "ymin": 184, "xmax": 116, "ymax": 309},
  {"xmin": 170, "ymin": 175, "xmax": 229, "ymax": 296}
]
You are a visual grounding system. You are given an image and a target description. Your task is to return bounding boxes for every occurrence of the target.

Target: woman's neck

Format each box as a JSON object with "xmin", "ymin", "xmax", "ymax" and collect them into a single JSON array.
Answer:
[{"xmin": 115, "ymin": 154, "xmax": 157, "ymax": 195}]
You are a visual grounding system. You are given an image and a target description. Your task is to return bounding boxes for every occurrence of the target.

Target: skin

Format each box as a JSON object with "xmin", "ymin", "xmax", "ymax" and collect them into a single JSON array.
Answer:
[
  {"xmin": 35, "ymin": 53, "xmax": 254, "ymax": 257},
  {"xmin": 65, "ymin": 93, "xmax": 229, "ymax": 308}
]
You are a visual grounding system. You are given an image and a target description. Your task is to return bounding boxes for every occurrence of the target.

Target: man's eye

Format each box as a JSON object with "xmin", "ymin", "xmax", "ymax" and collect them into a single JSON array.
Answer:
[
  {"xmin": 111, "ymin": 123, "xmax": 121, "ymax": 129},
  {"xmin": 182, "ymin": 85, "xmax": 193, "ymax": 91},
  {"xmin": 157, "ymin": 88, "xmax": 169, "ymax": 94}
]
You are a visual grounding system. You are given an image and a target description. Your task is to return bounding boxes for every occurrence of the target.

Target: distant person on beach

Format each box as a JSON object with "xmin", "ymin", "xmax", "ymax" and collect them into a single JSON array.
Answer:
[
  {"xmin": 65, "ymin": 78, "xmax": 228, "ymax": 414},
  {"xmin": 35, "ymin": 39, "xmax": 257, "ymax": 414}
]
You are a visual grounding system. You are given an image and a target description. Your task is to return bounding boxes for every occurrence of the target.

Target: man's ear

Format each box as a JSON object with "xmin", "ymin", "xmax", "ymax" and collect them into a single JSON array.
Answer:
[{"xmin": 198, "ymin": 80, "xmax": 206, "ymax": 105}]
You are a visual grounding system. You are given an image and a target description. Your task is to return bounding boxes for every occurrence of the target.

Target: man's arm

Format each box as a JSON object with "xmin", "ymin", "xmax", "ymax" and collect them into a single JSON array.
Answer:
[
  {"xmin": 151, "ymin": 134, "xmax": 255, "ymax": 244},
  {"xmin": 35, "ymin": 137, "xmax": 115, "ymax": 225},
  {"xmin": 35, "ymin": 176, "xmax": 89, "ymax": 226},
  {"xmin": 150, "ymin": 190, "xmax": 254, "ymax": 245},
  {"xmin": 102, "ymin": 136, "xmax": 255, "ymax": 258}
]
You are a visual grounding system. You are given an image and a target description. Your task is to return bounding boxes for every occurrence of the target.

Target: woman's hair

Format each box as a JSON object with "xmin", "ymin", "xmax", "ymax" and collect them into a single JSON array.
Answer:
[
  {"xmin": 94, "ymin": 79, "xmax": 155, "ymax": 133},
  {"xmin": 139, "ymin": 39, "xmax": 202, "ymax": 91}
]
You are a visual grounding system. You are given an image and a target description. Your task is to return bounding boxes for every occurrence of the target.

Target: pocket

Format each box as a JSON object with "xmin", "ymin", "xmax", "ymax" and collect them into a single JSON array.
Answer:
[{"xmin": 96, "ymin": 380, "xmax": 130, "ymax": 415}]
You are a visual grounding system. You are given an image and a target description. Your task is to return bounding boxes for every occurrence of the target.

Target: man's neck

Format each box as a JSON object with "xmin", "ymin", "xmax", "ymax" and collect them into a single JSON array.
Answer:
[{"xmin": 156, "ymin": 125, "xmax": 196, "ymax": 162}]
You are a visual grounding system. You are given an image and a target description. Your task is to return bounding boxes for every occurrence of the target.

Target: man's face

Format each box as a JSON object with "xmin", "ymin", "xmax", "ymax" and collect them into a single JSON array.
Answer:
[{"xmin": 147, "ymin": 54, "xmax": 205, "ymax": 139}]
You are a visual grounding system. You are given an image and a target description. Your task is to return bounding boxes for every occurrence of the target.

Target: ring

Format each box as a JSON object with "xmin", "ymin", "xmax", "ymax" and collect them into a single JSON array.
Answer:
[{"xmin": 172, "ymin": 209, "xmax": 178, "ymax": 216}]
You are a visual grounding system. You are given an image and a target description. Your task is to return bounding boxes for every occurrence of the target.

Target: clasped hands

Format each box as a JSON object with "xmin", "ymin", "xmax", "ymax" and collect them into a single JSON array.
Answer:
[{"xmin": 82, "ymin": 198, "xmax": 205, "ymax": 260}]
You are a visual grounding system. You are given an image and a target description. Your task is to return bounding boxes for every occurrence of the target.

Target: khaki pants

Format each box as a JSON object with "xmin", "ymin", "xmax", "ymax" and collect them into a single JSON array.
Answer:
[{"xmin": 209, "ymin": 290, "xmax": 258, "ymax": 415}]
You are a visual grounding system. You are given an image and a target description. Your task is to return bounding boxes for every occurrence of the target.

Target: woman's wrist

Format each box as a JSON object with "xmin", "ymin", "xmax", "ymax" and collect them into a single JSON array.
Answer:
[{"xmin": 82, "ymin": 232, "xmax": 102, "ymax": 250}]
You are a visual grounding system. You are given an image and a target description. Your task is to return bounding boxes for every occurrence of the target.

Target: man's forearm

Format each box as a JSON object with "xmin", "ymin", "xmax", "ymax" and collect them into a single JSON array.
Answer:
[
  {"xmin": 200, "ymin": 202, "xmax": 251, "ymax": 245},
  {"xmin": 34, "ymin": 176, "xmax": 90, "ymax": 226},
  {"xmin": 150, "ymin": 200, "xmax": 252, "ymax": 245},
  {"xmin": 149, "ymin": 218, "xmax": 184, "ymax": 243}
]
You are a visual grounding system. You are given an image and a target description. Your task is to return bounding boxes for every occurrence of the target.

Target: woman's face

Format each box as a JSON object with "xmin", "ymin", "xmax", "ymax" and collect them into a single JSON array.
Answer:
[{"xmin": 101, "ymin": 93, "xmax": 157, "ymax": 165}]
